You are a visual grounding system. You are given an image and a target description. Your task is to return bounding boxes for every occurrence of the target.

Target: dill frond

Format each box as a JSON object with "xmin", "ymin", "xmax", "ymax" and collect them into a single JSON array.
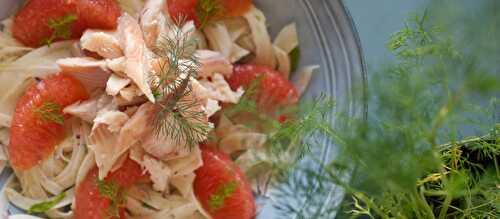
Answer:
[
  {"xmin": 222, "ymin": 75, "xmax": 261, "ymax": 117},
  {"xmin": 42, "ymin": 14, "xmax": 78, "ymax": 46},
  {"xmin": 208, "ymin": 181, "xmax": 238, "ymax": 210},
  {"xmin": 150, "ymin": 16, "xmax": 199, "ymax": 99},
  {"xmin": 153, "ymin": 87, "xmax": 211, "ymax": 148},
  {"xmin": 272, "ymin": 1, "xmax": 500, "ymax": 218},
  {"xmin": 32, "ymin": 101, "xmax": 65, "ymax": 125},
  {"xmin": 149, "ymin": 16, "xmax": 209, "ymax": 149},
  {"xmin": 196, "ymin": 0, "xmax": 224, "ymax": 29},
  {"xmin": 220, "ymin": 74, "xmax": 337, "ymax": 179},
  {"xmin": 238, "ymin": 95, "xmax": 337, "ymax": 182},
  {"xmin": 266, "ymin": 95, "xmax": 335, "ymax": 157},
  {"xmin": 96, "ymin": 179, "xmax": 125, "ymax": 218}
]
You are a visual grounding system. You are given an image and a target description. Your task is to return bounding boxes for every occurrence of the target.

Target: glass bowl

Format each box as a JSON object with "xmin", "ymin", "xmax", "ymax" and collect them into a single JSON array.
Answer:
[
  {"xmin": 0, "ymin": 0, "xmax": 367, "ymax": 218},
  {"xmin": 254, "ymin": 0, "xmax": 366, "ymax": 218}
]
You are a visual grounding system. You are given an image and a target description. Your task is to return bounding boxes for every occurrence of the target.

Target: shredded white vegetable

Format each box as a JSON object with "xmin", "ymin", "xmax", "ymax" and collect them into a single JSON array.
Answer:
[
  {"xmin": 216, "ymin": 115, "xmax": 267, "ymax": 155},
  {"xmin": 243, "ymin": 6, "xmax": 276, "ymax": 68},
  {"xmin": 274, "ymin": 23, "xmax": 299, "ymax": 54},
  {"xmin": 237, "ymin": 34, "xmax": 256, "ymax": 53},
  {"xmin": 0, "ymin": 18, "xmax": 23, "ymax": 47},
  {"xmin": 5, "ymin": 178, "xmax": 75, "ymax": 212},
  {"xmin": 5, "ymin": 139, "xmax": 82, "ymax": 216},
  {"xmin": 0, "ymin": 113, "xmax": 11, "ymax": 128},
  {"xmin": 0, "ymin": 133, "xmax": 7, "ymax": 175},
  {"xmin": 8, "ymin": 215, "xmax": 45, "ymax": 219},
  {"xmin": 224, "ymin": 18, "xmax": 250, "ymax": 41},
  {"xmin": 273, "ymin": 46, "xmax": 291, "ymax": 78},
  {"xmin": 4, "ymin": 120, "xmax": 89, "ymax": 213},
  {"xmin": 294, "ymin": 65, "xmax": 320, "ymax": 97},
  {"xmin": 230, "ymin": 43, "xmax": 250, "ymax": 63},
  {"xmin": 0, "ymin": 18, "xmax": 31, "ymax": 66}
]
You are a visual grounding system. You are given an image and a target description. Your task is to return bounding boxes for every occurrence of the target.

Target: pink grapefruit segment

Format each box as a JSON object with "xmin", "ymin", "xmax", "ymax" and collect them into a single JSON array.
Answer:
[
  {"xmin": 194, "ymin": 145, "xmax": 256, "ymax": 219},
  {"xmin": 75, "ymin": 158, "xmax": 147, "ymax": 219},
  {"xmin": 9, "ymin": 74, "xmax": 89, "ymax": 170}
]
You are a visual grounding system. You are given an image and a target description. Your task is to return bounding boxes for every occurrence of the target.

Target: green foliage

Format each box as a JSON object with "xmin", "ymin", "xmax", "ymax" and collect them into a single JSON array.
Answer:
[
  {"xmin": 222, "ymin": 75, "xmax": 261, "ymax": 118},
  {"xmin": 43, "ymin": 14, "xmax": 78, "ymax": 46},
  {"xmin": 272, "ymin": 1, "xmax": 500, "ymax": 218},
  {"xmin": 241, "ymin": 95, "xmax": 336, "ymax": 180},
  {"xmin": 265, "ymin": 95, "xmax": 335, "ymax": 160},
  {"xmin": 220, "ymin": 78, "xmax": 338, "ymax": 188},
  {"xmin": 221, "ymin": 73, "xmax": 337, "ymax": 178},
  {"xmin": 32, "ymin": 101, "xmax": 65, "ymax": 125},
  {"xmin": 28, "ymin": 192, "xmax": 66, "ymax": 214}
]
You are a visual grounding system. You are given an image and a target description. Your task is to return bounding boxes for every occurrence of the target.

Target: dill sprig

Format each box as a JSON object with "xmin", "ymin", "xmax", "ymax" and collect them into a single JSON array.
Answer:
[
  {"xmin": 274, "ymin": 126, "xmax": 499, "ymax": 219},
  {"xmin": 33, "ymin": 101, "xmax": 65, "ymax": 125},
  {"xmin": 42, "ymin": 14, "xmax": 78, "ymax": 46},
  {"xmin": 262, "ymin": 95, "xmax": 338, "ymax": 180},
  {"xmin": 155, "ymin": 87, "xmax": 211, "ymax": 148},
  {"xmin": 220, "ymin": 74, "xmax": 337, "ymax": 179},
  {"xmin": 149, "ymin": 17, "xmax": 210, "ymax": 148},
  {"xmin": 225, "ymin": 93, "xmax": 337, "ymax": 182},
  {"xmin": 208, "ymin": 181, "xmax": 238, "ymax": 210},
  {"xmin": 195, "ymin": 0, "xmax": 224, "ymax": 29},
  {"xmin": 266, "ymin": 95, "xmax": 336, "ymax": 155},
  {"xmin": 222, "ymin": 75, "xmax": 261, "ymax": 117},
  {"xmin": 96, "ymin": 179, "xmax": 125, "ymax": 218}
]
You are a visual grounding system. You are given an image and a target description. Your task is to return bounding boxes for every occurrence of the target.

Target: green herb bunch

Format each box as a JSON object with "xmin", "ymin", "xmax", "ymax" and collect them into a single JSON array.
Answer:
[
  {"xmin": 149, "ymin": 17, "xmax": 210, "ymax": 149},
  {"xmin": 271, "ymin": 0, "xmax": 500, "ymax": 218}
]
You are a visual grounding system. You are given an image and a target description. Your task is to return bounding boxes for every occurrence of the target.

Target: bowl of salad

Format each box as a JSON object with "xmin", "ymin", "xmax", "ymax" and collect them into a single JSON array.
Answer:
[{"xmin": 0, "ymin": 0, "xmax": 366, "ymax": 218}]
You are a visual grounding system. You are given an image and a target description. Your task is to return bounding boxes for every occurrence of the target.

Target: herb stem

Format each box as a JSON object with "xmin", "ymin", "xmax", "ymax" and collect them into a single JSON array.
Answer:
[
  {"xmin": 494, "ymin": 155, "xmax": 500, "ymax": 181},
  {"xmin": 422, "ymin": 190, "xmax": 448, "ymax": 196},
  {"xmin": 319, "ymin": 123, "xmax": 346, "ymax": 146},
  {"xmin": 409, "ymin": 193, "xmax": 424, "ymax": 219},
  {"xmin": 438, "ymin": 194, "xmax": 452, "ymax": 219},
  {"xmin": 418, "ymin": 187, "xmax": 436, "ymax": 219},
  {"xmin": 428, "ymin": 88, "xmax": 464, "ymax": 148},
  {"xmin": 437, "ymin": 135, "xmax": 488, "ymax": 150},
  {"xmin": 353, "ymin": 192, "xmax": 390, "ymax": 219}
]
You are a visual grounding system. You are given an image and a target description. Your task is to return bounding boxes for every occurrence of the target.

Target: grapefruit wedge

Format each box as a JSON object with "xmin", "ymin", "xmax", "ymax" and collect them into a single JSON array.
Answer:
[
  {"xmin": 9, "ymin": 74, "xmax": 89, "ymax": 171},
  {"xmin": 194, "ymin": 145, "xmax": 256, "ymax": 219}
]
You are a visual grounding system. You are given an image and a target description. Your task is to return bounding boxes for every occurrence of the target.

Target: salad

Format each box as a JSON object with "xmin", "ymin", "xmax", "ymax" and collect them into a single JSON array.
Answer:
[{"xmin": 0, "ymin": 0, "xmax": 318, "ymax": 219}]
